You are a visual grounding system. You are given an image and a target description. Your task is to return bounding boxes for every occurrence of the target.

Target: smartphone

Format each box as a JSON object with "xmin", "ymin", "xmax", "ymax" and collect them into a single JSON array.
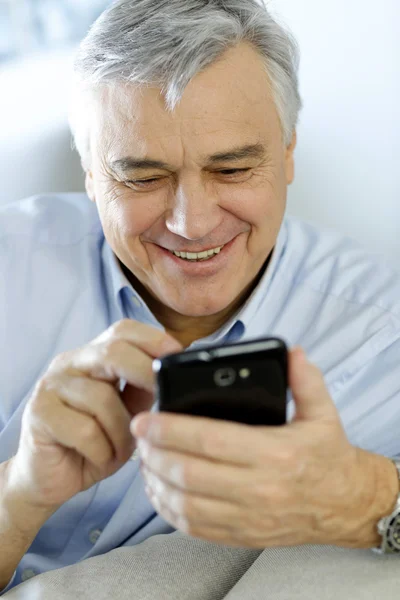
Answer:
[{"xmin": 153, "ymin": 337, "xmax": 288, "ymax": 426}]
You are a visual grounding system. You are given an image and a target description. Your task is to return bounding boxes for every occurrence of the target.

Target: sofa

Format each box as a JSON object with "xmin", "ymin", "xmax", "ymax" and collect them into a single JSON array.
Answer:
[{"xmin": 4, "ymin": 530, "xmax": 400, "ymax": 598}]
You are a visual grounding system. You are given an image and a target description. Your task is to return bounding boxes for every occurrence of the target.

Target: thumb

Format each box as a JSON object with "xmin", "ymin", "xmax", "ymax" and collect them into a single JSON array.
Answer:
[{"xmin": 289, "ymin": 347, "xmax": 337, "ymax": 422}]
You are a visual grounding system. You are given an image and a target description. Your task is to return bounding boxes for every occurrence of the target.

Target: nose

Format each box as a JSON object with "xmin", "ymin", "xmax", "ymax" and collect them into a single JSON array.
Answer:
[{"xmin": 165, "ymin": 178, "xmax": 222, "ymax": 241}]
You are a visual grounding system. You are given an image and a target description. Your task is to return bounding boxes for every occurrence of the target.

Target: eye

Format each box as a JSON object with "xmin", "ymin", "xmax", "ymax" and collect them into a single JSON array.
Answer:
[
  {"xmin": 125, "ymin": 168, "xmax": 252, "ymax": 189},
  {"xmin": 218, "ymin": 168, "xmax": 251, "ymax": 177},
  {"xmin": 126, "ymin": 178, "xmax": 164, "ymax": 188}
]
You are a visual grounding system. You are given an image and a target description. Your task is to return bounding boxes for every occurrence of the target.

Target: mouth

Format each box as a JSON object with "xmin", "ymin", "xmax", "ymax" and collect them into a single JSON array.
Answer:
[
  {"xmin": 168, "ymin": 244, "xmax": 226, "ymax": 262},
  {"xmin": 153, "ymin": 235, "xmax": 241, "ymax": 275}
]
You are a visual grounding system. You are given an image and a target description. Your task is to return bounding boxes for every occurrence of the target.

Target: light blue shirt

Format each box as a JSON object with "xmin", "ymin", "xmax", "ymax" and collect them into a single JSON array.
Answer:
[{"xmin": 1, "ymin": 193, "xmax": 400, "ymax": 594}]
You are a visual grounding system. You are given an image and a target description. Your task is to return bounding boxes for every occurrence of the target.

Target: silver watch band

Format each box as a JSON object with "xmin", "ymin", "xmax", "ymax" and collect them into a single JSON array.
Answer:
[{"xmin": 372, "ymin": 458, "xmax": 400, "ymax": 555}]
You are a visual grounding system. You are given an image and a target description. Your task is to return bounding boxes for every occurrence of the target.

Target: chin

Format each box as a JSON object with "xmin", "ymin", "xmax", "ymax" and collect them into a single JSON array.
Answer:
[{"xmin": 168, "ymin": 297, "xmax": 232, "ymax": 318}]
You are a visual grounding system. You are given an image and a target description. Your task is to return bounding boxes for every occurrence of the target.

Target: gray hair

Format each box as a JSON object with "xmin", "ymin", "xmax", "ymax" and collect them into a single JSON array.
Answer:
[{"xmin": 69, "ymin": 0, "xmax": 302, "ymax": 170}]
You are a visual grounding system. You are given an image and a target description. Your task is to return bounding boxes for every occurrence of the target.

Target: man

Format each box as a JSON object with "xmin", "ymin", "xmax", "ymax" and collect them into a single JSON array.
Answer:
[{"xmin": 1, "ymin": 0, "xmax": 400, "ymax": 596}]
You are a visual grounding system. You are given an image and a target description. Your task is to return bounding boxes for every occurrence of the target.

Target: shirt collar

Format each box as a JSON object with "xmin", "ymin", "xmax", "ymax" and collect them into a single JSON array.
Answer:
[
  {"xmin": 102, "ymin": 242, "xmax": 132, "ymax": 303},
  {"xmin": 198, "ymin": 216, "xmax": 288, "ymax": 345},
  {"xmin": 230, "ymin": 217, "xmax": 288, "ymax": 333},
  {"xmin": 101, "ymin": 239, "xmax": 161, "ymax": 327},
  {"xmin": 101, "ymin": 216, "xmax": 289, "ymax": 342}
]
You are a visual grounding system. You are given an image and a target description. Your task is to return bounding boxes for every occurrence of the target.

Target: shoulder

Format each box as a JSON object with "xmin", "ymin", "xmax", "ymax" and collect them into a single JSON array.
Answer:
[
  {"xmin": 283, "ymin": 214, "xmax": 400, "ymax": 321},
  {"xmin": 0, "ymin": 193, "xmax": 105, "ymax": 313},
  {"xmin": 0, "ymin": 194, "xmax": 106, "ymax": 427},
  {"xmin": 278, "ymin": 215, "xmax": 400, "ymax": 391},
  {"xmin": 0, "ymin": 192, "xmax": 104, "ymax": 290},
  {"xmin": 0, "ymin": 192, "xmax": 102, "ymax": 244}
]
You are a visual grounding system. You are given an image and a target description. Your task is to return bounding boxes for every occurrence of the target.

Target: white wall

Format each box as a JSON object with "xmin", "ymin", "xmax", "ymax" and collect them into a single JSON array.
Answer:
[
  {"xmin": 0, "ymin": 49, "xmax": 84, "ymax": 204},
  {"xmin": 268, "ymin": 0, "xmax": 399, "ymax": 264}
]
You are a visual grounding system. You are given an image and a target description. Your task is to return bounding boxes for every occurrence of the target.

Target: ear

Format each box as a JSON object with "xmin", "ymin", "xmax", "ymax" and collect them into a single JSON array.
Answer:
[
  {"xmin": 285, "ymin": 130, "xmax": 297, "ymax": 185},
  {"xmin": 85, "ymin": 170, "xmax": 96, "ymax": 203}
]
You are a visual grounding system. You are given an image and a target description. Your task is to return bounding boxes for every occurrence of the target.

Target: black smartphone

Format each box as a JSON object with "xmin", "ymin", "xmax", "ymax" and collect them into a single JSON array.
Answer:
[{"xmin": 153, "ymin": 337, "xmax": 288, "ymax": 426}]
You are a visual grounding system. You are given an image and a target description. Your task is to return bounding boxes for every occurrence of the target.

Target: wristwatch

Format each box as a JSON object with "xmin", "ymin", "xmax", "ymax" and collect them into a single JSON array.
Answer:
[{"xmin": 372, "ymin": 458, "xmax": 400, "ymax": 554}]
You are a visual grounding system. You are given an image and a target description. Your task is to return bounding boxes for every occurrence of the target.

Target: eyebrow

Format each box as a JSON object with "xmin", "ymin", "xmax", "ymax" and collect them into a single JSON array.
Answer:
[{"xmin": 109, "ymin": 143, "xmax": 266, "ymax": 173}]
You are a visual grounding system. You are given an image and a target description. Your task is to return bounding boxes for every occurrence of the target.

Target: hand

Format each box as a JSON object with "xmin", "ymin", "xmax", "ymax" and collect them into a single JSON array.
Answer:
[
  {"xmin": 6, "ymin": 320, "xmax": 182, "ymax": 512},
  {"xmin": 131, "ymin": 347, "xmax": 364, "ymax": 548}
]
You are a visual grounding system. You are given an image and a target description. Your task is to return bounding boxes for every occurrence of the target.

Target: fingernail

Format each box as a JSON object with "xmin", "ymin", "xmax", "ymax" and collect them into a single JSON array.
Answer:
[{"xmin": 131, "ymin": 414, "xmax": 151, "ymax": 438}]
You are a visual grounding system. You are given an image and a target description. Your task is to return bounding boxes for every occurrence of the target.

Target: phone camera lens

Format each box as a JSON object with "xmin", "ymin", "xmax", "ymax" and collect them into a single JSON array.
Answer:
[{"xmin": 214, "ymin": 368, "xmax": 236, "ymax": 387}]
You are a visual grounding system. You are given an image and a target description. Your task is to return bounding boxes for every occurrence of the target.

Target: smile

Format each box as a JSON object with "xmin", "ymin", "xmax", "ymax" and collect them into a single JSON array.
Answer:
[{"xmin": 170, "ymin": 245, "xmax": 225, "ymax": 262}]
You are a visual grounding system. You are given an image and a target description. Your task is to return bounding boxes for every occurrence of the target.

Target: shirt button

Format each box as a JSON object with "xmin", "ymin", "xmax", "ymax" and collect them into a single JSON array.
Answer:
[
  {"xmin": 132, "ymin": 296, "xmax": 142, "ymax": 308},
  {"xmin": 89, "ymin": 529, "xmax": 103, "ymax": 545},
  {"xmin": 21, "ymin": 569, "xmax": 37, "ymax": 582}
]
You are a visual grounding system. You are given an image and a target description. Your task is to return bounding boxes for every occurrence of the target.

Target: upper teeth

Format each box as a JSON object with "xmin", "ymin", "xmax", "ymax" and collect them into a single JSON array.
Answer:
[{"xmin": 172, "ymin": 246, "xmax": 224, "ymax": 259}]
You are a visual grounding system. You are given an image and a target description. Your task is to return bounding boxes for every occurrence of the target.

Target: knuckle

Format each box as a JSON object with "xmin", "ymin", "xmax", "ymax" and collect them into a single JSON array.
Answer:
[
  {"xmin": 101, "ymin": 338, "xmax": 125, "ymax": 362},
  {"xmin": 33, "ymin": 376, "xmax": 51, "ymax": 396},
  {"xmin": 48, "ymin": 352, "xmax": 69, "ymax": 372},
  {"xmin": 30, "ymin": 377, "xmax": 56, "ymax": 407},
  {"xmin": 110, "ymin": 319, "xmax": 132, "ymax": 336},
  {"xmin": 24, "ymin": 383, "xmax": 59, "ymax": 433}
]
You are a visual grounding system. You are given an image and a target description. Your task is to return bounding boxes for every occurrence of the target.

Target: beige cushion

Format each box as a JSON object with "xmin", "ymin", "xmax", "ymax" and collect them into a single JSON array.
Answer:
[{"xmin": 4, "ymin": 531, "xmax": 400, "ymax": 599}]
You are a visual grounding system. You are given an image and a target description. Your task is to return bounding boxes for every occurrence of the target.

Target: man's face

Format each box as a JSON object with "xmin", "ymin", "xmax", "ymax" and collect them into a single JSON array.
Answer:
[{"xmin": 86, "ymin": 42, "xmax": 296, "ymax": 317}]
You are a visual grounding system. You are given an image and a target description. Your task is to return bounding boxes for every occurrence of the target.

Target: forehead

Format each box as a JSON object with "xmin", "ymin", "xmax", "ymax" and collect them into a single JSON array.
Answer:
[{"xmin": 92, "ymin": 42, "xmax": 282, "ymax": 156}]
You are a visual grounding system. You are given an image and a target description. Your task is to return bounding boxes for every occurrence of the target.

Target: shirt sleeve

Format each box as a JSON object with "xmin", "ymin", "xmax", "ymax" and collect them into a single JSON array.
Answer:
[
  {"xmin": 0, "ymin": 213, "xmax": 30, "ymax": 433},
  {"xmin": 0, "ymin": 200, "xmax": 49, "ymax": 434},
  {"xmin": 332, "ymin": 331, "xmax": 400, "ymax": 457}
]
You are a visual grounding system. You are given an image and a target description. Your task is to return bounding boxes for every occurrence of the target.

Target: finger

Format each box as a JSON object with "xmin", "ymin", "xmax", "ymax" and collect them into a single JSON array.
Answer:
[
  {"xmin": 51, "ymin": 343, "xmax": 155, "ymax": 392},
  {"xmin": 145, "ymin": 477, "xmax": 305, "ymax": 549},
  {"xmin": 144, "ymin": 484, "xmax": 242, "ymax": 546},
  {"xmin": 138, "ymin": 441, "xmax": 252, "ymax": 502},
  {"xmin": 289, "ymin": 347, "xmax": 338, "ymax": 422},
  {"xmin": 142, "ymin": 466, "xmax": 241, "ymax": 530},
  {"xmin": 31, "ymin": 388, "xmax": 115, "ymax": 468},
  {"xmin": 94, "ymin": 319, "xmax": 183, "ymax": 358},
  {"xmin": 132, "ymin": 412, "xmax": 276, "ymax": 466},
  {"xmin": 45, "ymin": 375, "xmax": 134, "ymax": 462}
]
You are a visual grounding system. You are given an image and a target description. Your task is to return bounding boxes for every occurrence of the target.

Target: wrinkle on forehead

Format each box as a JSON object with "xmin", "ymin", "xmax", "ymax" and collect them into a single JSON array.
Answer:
[{"xmin": 91, "ymin": 43, "xmax": 283, "ymax": 166}]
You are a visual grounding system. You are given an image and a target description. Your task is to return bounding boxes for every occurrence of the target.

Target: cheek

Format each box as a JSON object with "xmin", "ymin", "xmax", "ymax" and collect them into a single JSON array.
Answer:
[
  {"xmin": 221, "ymin": 185, "xmax": 281, "ymax": 229},
  {"xmin": 98, "ymin": 183, "xmax": 164, "ymax": 240},
  {"xmin": 118, "ymin": 203, "xmax": 161, "ymax": 240}
]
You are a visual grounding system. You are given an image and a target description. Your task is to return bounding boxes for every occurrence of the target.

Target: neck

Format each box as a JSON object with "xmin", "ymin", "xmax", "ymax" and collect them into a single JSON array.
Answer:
[
  {"xmin": 154, "ymin": 283, "xmax": 253, "ymax": 348},
  {"xmin": 120, "ymin": 253, "xmax": 272, "ymax": 348}
]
